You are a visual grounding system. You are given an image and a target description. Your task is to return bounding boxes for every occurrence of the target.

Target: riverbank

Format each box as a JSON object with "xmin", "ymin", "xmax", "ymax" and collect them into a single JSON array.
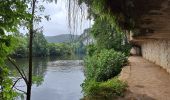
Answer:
[{"xmin": 119, "ymin": 56, "xmax": 170, "ymax": 100}]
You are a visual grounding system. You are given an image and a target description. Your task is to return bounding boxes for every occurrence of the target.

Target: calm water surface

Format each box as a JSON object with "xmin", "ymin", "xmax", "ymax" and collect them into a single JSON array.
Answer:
[{"xmin": 8, "ymin": 56, "xmax": 85, "ymax": 100}]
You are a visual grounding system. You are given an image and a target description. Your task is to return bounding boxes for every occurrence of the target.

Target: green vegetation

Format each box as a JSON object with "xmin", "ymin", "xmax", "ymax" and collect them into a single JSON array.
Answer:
[
  {"xmin": 76, "ymin": 0, "xmax": 159, "ymax": 37},
  {"xmin": 76, "ymin": 0, "xmax": 132, "ymax": 98},
  {"xmin": 82, "ymin": 48, "xmax": 129, "ymax": 98},
  {"xmin": 45, "ymin": 34, "xmax": 86, "ymax": 56},
  {"xmin": 82, "ymin": 78, "xmax": 127, "ymax": 99},
  {"xmin": 12, "ymin": 34, "xmax": 28, "ymax": 58},
  {"xmin": 74, "ymin": 42, "xmax": 86, "ymax": 54},
  {"xmin": 45, "ymin": 34, "xmax": 79, "ymax": 43},
  {"xmin": 77, "ymin": 0, "xmax": 135, "ymax": 31},
  {"xmin": 0, "ymin": 0, "xmax": 30, "ymax": 99},
  {"xmin": 48, "ymin": 43, "xmax": 72, "ymax": 56},
  {"xmin": 84, "ymin": 49, "xmax": 127, "ymax": 82},
  {"xmin": 32, "ymin": 31, "xmax": 49, "ymax": 57},
  {"xmin": 0, "ymin": 38, "xmax": 18, "ymax": 99},
  {"xmin": 90, "ymin": 18, "xmax": 131, "ymax": 55},
  {"xmin": 11, "ymin": 32, "xmax": 74, "ymax": 58},
  {"xmin": 0, "ymin": 1, "xmax": 78, "ymax": 99},
  {"xmin": 0, "ymin": 0, "xmax": 132, "ymax": 99}
]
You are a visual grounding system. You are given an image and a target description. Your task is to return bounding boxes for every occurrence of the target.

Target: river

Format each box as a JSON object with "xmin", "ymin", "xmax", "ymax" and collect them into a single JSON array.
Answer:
[{"xmin": 8, "ymin": 56, "xmax": 85, "ymax": 100}]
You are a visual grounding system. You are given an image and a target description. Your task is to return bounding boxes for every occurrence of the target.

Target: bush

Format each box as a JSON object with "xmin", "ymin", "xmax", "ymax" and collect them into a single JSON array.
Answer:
[
  {"xmin": 81, "ymin": 78, "xmax": 127, "ymax": 98},
  {"xmin": 84, "ymin": 49, "xmax": 127, "ymax": 82},
  {"xmin": 86, "ymin": 44, "xmax": 97, "ymax": 57}
]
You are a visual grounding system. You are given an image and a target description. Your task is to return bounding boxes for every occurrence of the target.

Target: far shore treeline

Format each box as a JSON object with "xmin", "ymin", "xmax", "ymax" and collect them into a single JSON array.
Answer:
[{"xmin": 11, "ymin": 31, "xmax": 85, "ymax": 58}]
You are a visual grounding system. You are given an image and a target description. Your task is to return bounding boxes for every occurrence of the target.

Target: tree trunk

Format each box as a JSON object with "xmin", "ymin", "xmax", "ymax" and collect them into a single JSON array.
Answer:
[{"xmin": 27, "ymin": 0, "xmax": 36, "ymax": 100}]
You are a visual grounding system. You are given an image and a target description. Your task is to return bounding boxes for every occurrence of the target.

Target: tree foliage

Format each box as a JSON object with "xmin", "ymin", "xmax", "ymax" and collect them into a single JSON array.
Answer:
[
  {"xmin": 12, "ymin": 33, "xmax": 28, "ymax": 58},
  {"xmin": 82, "ymin": 78, "xmax": 127, "ymax": 98},
  {"xmin": 77, "ymin": 0, "xmax": 136, "ymax": 31},
  {"xmin": 77, "ymin": 0, "xmax": 131, "ymax": 98},
  {"xmin": 90, "ymin": 18, "xmax": 131, "ymax": 55},
  {"xmin": 0, "ymin": 0, "xmax": 30, "ymax": 33},
  {"xmin": 32, "ymin": 31, "xmax": 48, "ymax": 57},
  {"xmin": 0, "ymin": 0, "xmax": 30, "ymax": 99},
  {"xmin": 11, "ymin": 32, "xmax": 73, "ymax": 58},
  {"xmin": 84, "ymin": 49, "xmax": 127, "ymax": 82},
  {"xmin": 48, "ymin": 43, "xmax": 72, "ymax": 56}
]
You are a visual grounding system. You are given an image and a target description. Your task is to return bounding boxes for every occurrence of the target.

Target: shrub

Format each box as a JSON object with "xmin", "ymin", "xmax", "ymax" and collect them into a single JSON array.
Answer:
[
  {"xmin": 84, "ymin": 49, "xmax": 127, "ymax": 82},
  {"xmin": 86, "ymin": 44, "xmax": 97, "ymax": 57},
  {"xmin": 81, "ymin": 78, "xmax": 127, "ymax": 98}
]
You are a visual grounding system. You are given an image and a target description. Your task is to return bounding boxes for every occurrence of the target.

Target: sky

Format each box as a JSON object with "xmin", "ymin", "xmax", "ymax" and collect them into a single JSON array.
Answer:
[{"xmin": 35, "ymin": 0, "xmax": 92, "ymax": 36}]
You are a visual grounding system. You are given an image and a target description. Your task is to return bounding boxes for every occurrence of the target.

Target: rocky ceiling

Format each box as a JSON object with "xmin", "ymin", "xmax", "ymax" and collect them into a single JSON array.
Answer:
[
  {"xmin": 106, "ymin": 0, "xmax": 170, "ymax": 39},
  {"xmin": 133, "ymin": 0, "xmax": 170, "ymax": 39}
]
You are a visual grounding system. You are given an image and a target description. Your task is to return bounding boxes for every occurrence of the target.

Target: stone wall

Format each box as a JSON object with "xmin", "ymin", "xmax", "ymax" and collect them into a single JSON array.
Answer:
[
  {"xmin": 130, "ymin": 46, "xmax": 141, "ymax": 56},
  {"xmin": 141, "ymin": 40, "xmax": 170, "ymax": 73}
]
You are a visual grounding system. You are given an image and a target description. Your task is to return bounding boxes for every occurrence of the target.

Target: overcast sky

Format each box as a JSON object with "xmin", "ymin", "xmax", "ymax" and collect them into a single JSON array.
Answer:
[{"xmin": 36, "ymin": 0, "xmax": 92, "ymax": 36}]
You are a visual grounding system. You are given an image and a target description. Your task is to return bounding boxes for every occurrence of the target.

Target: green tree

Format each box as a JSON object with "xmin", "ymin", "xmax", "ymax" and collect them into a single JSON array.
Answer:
[
  {"xmin": 90, "ymin": 18, "xmax": 131, "ymax": 55},
  {"xmin": 32, "ymin": 30, "xmax": 48, "ymax": 57},
  {"xmin": 27, "ymin": 0, "xmax": 36, "ymax": 99},
  {"xmin": 27, "ymin": 0, "xmax": 56, "ymax": 99},
  {"xmin": 12, "ymin": 34, "xmax": 28, "ymax": 58},
  {"xmin": 75, "ymin": 0, "xmax": 131, "ymax": 98},
  {"xmin": 48, "ymin": 43, "xmax": 72, "ymax": 56},
  {"xmin": 0, "ymin": 0, "xmax": 30, "ymax": 99}
]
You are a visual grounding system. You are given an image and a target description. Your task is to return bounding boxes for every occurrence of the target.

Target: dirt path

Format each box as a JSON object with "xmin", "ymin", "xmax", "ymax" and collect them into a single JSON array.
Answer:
[{"xmin": 119, "ymin": 56, "xmax": 170, "ymax": 100}]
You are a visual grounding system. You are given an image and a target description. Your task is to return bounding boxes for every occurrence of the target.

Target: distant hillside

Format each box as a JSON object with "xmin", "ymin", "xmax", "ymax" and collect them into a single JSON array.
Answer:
[{"xmin": 45, "ymin": 34, "xmax": 80, "ymax": 43}]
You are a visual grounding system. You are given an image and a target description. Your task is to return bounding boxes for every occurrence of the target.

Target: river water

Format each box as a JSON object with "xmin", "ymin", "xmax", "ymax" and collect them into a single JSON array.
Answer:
[{"xmin": 8, "ymin": 56, "xmax": 85, "ymax": 100}]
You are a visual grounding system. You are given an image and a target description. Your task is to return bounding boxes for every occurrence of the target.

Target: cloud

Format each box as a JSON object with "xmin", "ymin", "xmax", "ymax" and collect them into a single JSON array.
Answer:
[
  {"xmin": 20, "ymin": 0, "xmax": 92, "ymax": 36},
  {"xmin": 39, "ymin": 0, "xmax": 91, "ymax": 36}
]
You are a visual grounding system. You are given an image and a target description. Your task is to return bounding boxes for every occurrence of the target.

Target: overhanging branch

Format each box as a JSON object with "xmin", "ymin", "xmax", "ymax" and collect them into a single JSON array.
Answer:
[{"xmin": 8, "ymin": 57, "xmax": 28, "ymax": 85}]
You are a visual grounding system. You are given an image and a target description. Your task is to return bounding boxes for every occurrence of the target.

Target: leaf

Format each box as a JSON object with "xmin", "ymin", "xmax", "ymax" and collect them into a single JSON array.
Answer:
[
  {"xmin": 44, "ymin": 15, "xmax": 51, "ymax": 21},
  {"xmin": 0, "ymin": 28, "xmax": 5, "ymax": 35}
]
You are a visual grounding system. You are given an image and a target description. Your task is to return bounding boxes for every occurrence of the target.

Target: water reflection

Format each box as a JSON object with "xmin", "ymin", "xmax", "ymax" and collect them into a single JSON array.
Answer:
[{"xmin": 7, "ymin": 55, "xmax": 85, "ymax": 100}]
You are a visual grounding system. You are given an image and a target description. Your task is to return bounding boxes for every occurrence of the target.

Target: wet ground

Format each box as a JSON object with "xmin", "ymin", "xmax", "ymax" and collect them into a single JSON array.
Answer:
[{"xmin": 119, "ymin": 56, "xmax": 170, "ymax": 100}]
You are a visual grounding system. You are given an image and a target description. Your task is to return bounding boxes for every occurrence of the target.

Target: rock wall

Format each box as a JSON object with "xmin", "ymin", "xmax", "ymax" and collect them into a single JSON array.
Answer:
[
  {"xmin": 130, "ymin": 46, "xmax": 141, "ymax": 56},
  {"xmin": 142, "ymin": 40, "xmax": 170, "ymax": 73}
]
